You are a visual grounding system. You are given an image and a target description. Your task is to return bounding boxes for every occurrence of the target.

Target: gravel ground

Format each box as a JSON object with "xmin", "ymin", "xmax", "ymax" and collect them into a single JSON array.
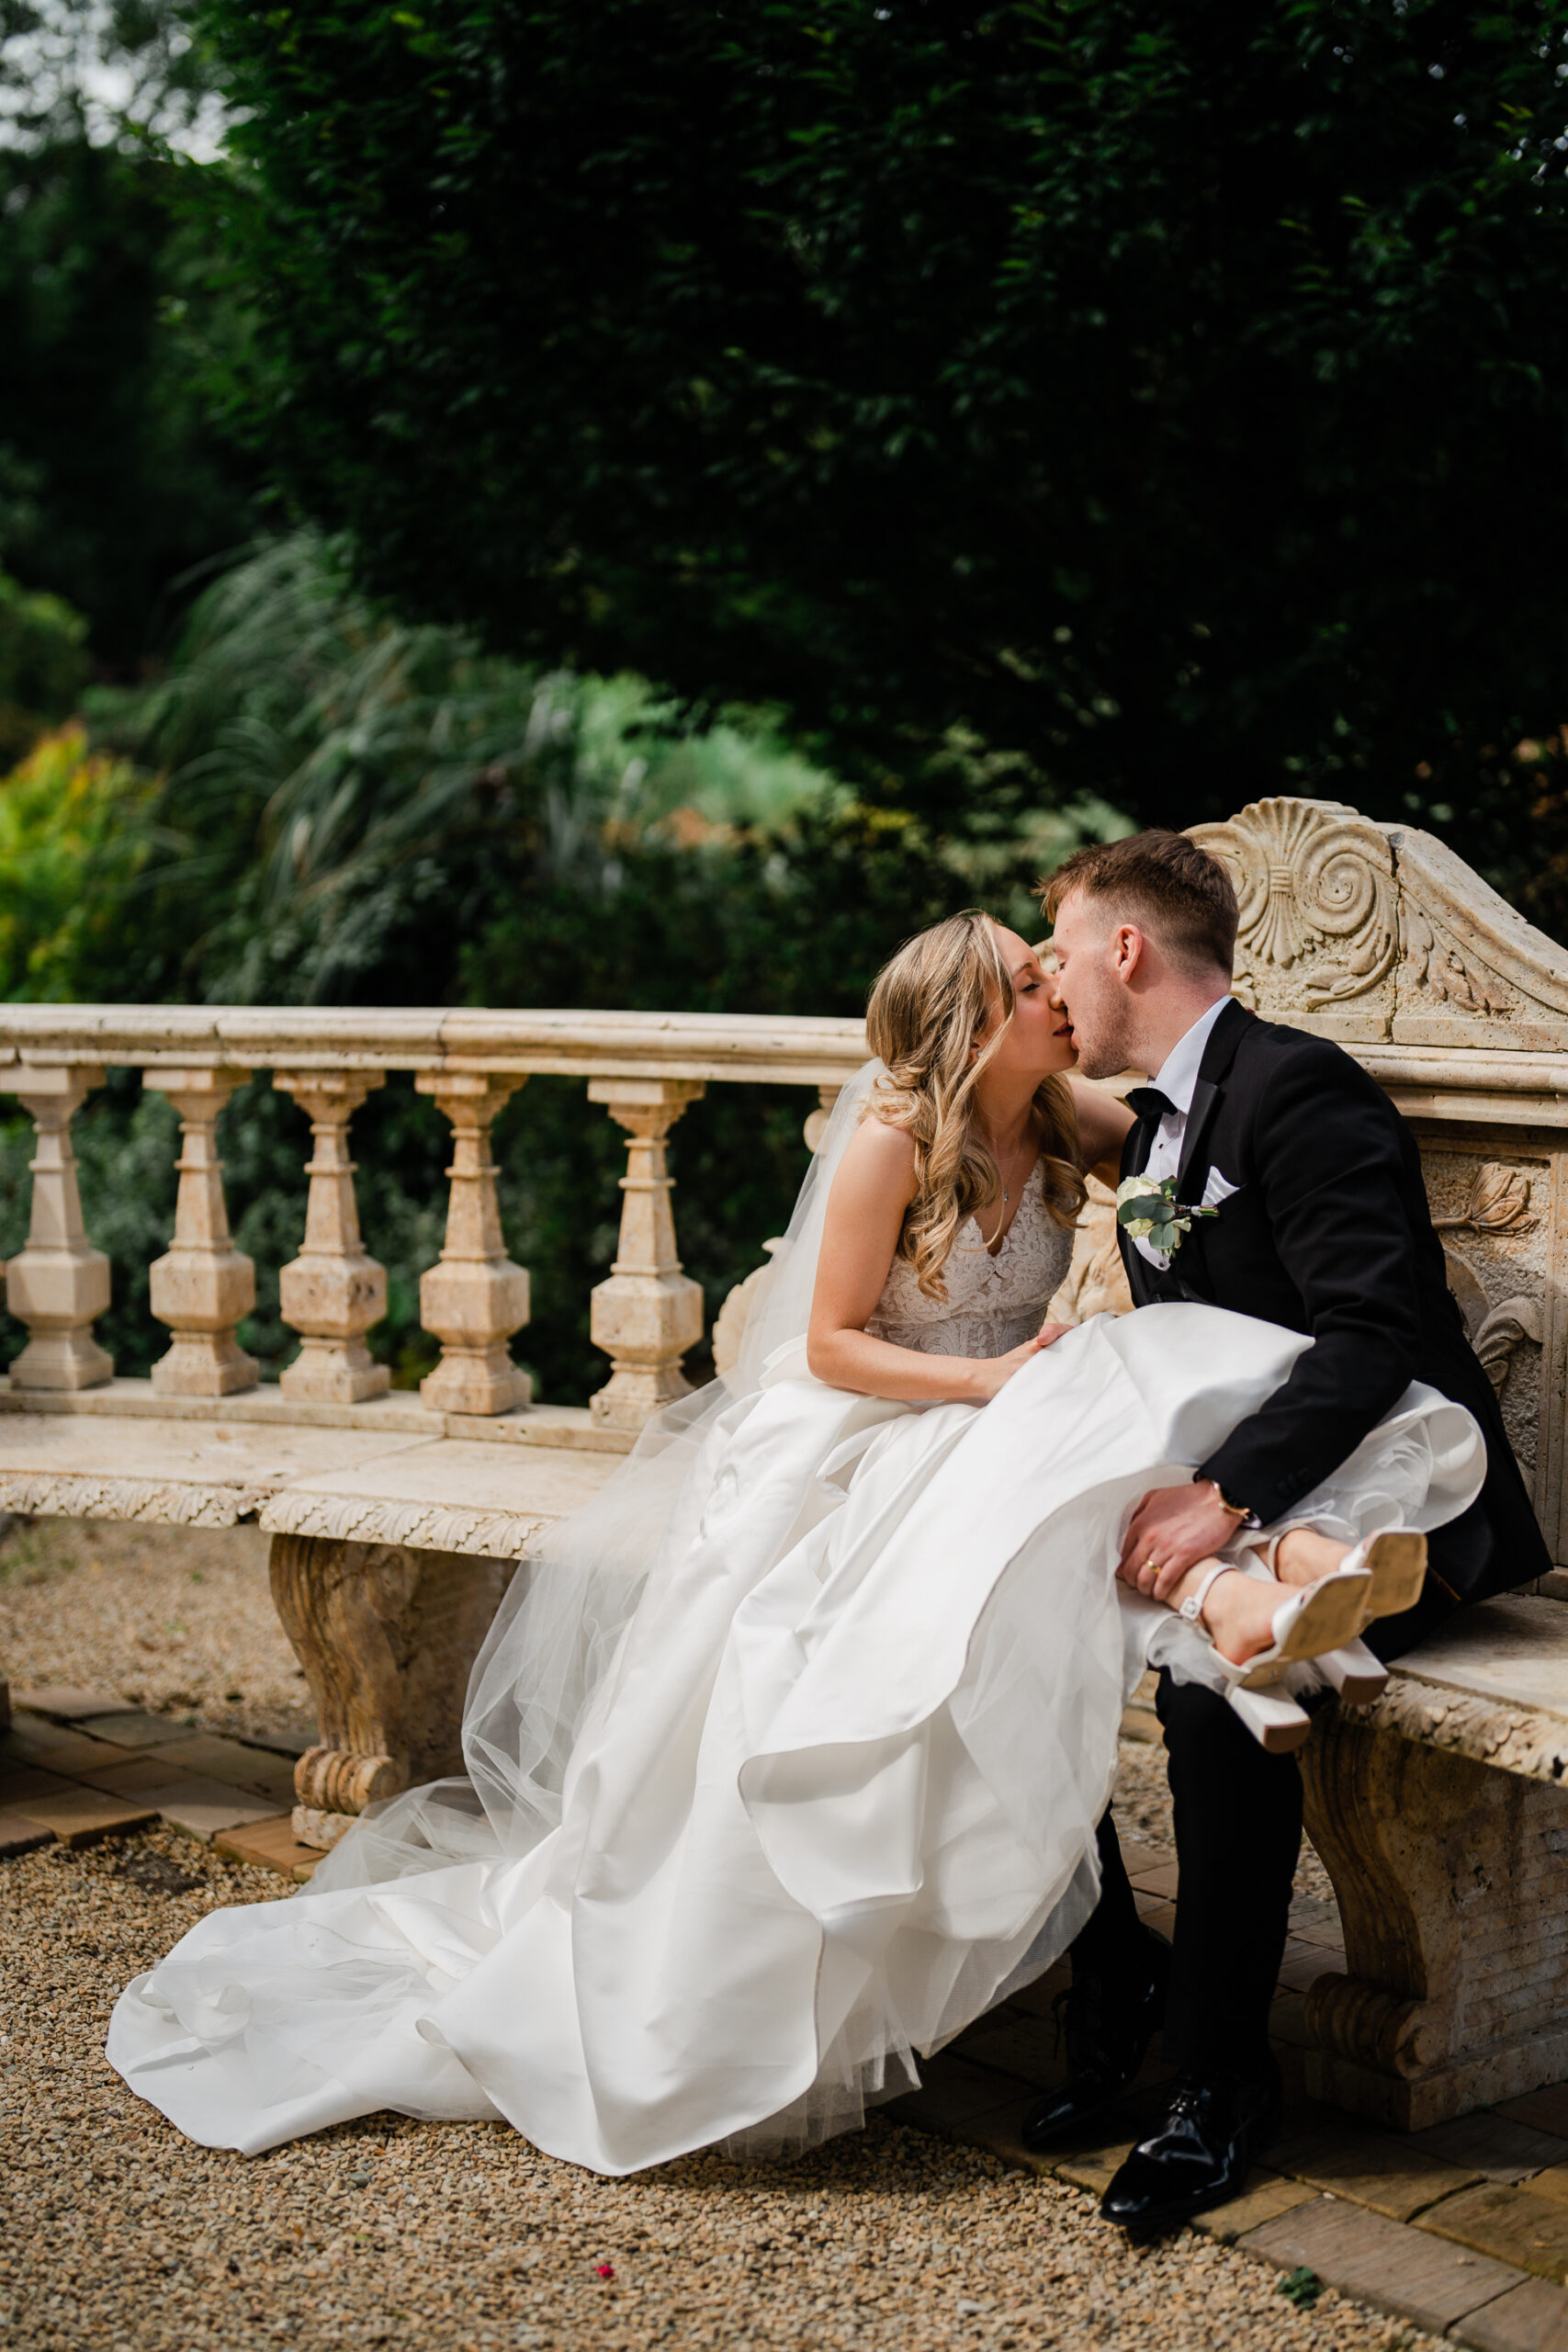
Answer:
[
  {"xmin": 0, "ymin": 1515, "xmax": 315, "ymax": 1748},
  {"xmin": 2, "ymin": 1829, "xmax": 1426, "ymax": 2352}
]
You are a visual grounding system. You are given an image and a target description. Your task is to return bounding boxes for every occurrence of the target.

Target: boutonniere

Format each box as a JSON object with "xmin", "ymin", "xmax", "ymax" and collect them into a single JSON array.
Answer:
[{"xmin": 1116, "ymin": 1174, "xmax": 1219, "ymax": 1261}]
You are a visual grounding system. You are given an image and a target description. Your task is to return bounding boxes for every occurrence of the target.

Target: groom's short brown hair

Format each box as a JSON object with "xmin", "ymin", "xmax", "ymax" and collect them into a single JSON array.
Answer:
[{"xmin": 1040, "ymin": 830, "xmax": 1238, "ymax": 977}]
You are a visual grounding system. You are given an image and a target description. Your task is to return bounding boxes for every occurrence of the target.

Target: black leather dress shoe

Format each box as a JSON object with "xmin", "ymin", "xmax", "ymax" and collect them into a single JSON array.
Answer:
[
  {"xmin": 1020, "ymin": 1924, "xmax": 1171, "ymax": 2153},
  {"xmin": 1099, "ymin": 2064, "xmax": 1282, "ymax": 2235}
]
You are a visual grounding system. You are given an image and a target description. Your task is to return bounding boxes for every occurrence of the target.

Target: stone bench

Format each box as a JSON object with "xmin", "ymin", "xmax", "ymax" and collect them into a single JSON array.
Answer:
[
  {"xmin": 1303, "ymin": 1593, "xmax": 1568, "ymax": 2130},
  {"xmin": 1188, "ymin": 797, "xmax": 1568, "ymax": 2131},
  {"xmin": 1, "ymin": 795, "xmax": 1567, "ymax": 2130}
]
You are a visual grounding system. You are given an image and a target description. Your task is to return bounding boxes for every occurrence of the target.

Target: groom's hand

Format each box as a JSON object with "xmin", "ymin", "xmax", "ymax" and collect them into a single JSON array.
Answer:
[{"xmin": 1118, "ymin": 1485, "xmax": 1238, "ymax": 1601}]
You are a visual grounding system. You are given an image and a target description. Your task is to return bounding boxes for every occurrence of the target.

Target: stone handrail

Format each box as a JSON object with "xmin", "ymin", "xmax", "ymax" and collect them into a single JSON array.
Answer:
[
  {"xmin": 0, "ymin": 1006, "xmax": 869, "ymax": 1082},
  {"xmin": 0, "ymin": 1008, "xmax": 865, "ymax": 1438}
]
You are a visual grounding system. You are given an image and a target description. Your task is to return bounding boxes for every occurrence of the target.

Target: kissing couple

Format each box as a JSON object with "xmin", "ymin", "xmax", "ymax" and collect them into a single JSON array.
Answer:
[{"xmin": 109, "ymin": 831, "xmax": 1544, "ymax": 2233}]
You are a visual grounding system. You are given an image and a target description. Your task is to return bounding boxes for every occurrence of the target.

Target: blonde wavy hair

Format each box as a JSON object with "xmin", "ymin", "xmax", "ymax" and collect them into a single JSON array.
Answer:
[{"xmin": 865, "ymin": 910, "xmax": 1086, "ymax": 1301}]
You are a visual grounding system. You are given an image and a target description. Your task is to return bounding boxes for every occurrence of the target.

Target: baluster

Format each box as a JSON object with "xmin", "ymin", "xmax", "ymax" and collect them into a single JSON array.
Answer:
[
  {"xmin": 588, "ymin": 1077, "xmax": 705, "ymax": 1430},
  {"xmin": 414, "ymin": 1071, "xmax": 530, "ymax": 1413},
  {"xmin": 0, "ymin": 1065, "xmax": 113, "ymax": 1389},
  {"xmin": 145, "ymin": 1068, "xmax": 258, "ymax": 1396},
  {"xmin": 804, "ymin": 1084, "xmax": 843, "ymax": 1152},
  {"xmin": 274, "ymin": 1070, "xmax": 389, "ymax": 1404}
]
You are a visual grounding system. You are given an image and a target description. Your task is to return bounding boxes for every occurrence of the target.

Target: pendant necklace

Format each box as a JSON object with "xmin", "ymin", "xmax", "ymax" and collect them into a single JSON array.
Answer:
[{"xmin": 988, "ymin": 1123, "xmax": 1032, "ymax": 1206}]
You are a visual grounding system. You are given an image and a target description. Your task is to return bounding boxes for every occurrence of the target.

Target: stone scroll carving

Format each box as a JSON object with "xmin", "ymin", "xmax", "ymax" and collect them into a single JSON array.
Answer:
[
  {"xmin": 1438, "ymin": 1168, "xmax": 1544, "ymax": 1400},
  {"xmin": 268, "ymin": 1532, "xmax": 513, "ymax": 1849},
  {"xmin": 1189, "ymin": 797, "xmax": 1568, "ymax": 1049},
  {"xmin": 1430, "ymin": 1152, "xmax": 1550, "ymax": 1476},
  {"xmin": 1445, "ymin": 1260, "xmax": 1546, "ymax": 1399}
]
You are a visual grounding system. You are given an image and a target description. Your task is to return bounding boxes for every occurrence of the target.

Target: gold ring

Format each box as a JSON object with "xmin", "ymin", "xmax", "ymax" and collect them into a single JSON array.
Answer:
[{"xmin": 1143, "ymin": 1556, "xmax": 1159, "ymax": 1575}]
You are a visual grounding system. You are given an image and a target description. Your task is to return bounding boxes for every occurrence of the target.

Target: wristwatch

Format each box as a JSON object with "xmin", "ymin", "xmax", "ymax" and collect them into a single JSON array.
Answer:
[{"xmin": 1192, "ymin": 1472, "xmax": 1261, "ymax": 1532}]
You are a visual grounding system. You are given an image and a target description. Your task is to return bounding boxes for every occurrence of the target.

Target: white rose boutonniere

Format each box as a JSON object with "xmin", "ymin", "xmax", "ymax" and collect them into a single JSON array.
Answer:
[{"xmin": 1115, "ymin": 1174, "xmax": 1219, "ymax": 1262}]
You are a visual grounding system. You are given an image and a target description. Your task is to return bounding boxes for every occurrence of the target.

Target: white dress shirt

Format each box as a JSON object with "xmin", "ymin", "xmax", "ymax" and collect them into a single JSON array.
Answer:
[{"xmin": 1132, "ymin": 995, "xmax": 1231, "ymax": 1266}]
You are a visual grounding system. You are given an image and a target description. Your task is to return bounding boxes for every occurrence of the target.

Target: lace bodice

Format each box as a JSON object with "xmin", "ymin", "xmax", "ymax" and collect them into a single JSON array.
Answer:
[{"xmin": 866, "ymin": 1179, "xmax": 1076, "ymax": 1360}]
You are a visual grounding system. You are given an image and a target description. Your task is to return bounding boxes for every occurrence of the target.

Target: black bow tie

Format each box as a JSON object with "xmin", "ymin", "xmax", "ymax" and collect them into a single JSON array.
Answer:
[{"xmin": 1125, "ymin": 1085, "xmax": 1177, "ymax": 1125}]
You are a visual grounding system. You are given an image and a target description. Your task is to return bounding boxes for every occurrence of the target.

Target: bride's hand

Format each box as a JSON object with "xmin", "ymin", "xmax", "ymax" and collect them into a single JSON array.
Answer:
[
  {"xmin": 968, "ymin": 1322, "xmax": 1069, "ymax": 1402},
  {"xmin": 967, "ymin": 1338, "xmax": 1044, "ymax": 1399}
]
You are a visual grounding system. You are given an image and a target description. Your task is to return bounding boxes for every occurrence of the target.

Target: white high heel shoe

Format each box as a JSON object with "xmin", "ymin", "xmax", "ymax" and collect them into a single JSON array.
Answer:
[
  {"xmin": 1225, "ymin": 1641, "xmax": 1388, "ymax": 1747},
  {"xmin": 1224, "ymin": 1684, "xmax": 1314, "ymax": 1755},
  {"xmin": 1262, "ymin": 1524, "xmax": 1427, "ymax": 1628},
  {"xmin": 1343, "ymin": 1529, "xmax": 1427, "ymax": 1625},
  {"xmin": 1313, "ymin": 1637, "xmax": 1390, "ymax": 1706},
  {"xmin": 1174, "ymin": 1559, "xmax": 1375, "ymax": 1754},
  {"xmin": 1179, "ymin": 1560, "xmax": 1373, "ymax": 1690}
]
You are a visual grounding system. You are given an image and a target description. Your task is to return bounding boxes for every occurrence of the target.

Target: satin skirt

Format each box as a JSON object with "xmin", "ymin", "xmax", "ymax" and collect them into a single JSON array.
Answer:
[{"xmin": 106, "ymin": 1304, "xmax": 1483, "ymax": 2174}]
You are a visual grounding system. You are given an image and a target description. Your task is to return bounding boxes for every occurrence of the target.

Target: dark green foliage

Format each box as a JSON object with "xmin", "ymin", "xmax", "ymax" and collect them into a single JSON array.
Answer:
[
  {"xmin": 189, "ymin": 0, "xmax": 1568, "ymax": 911},
  {"xmin": 0, "ymin": 132, "xmax": 258, "ymax": 668},
  {"xmin": 0, "ymin": 573, "xmax": 88, "ymax": 757}
]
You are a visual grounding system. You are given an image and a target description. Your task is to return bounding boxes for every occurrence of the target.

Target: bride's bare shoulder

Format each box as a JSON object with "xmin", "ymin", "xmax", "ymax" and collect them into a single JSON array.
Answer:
[{"xmin": 832, "ymin": 1111, "xmax": 919, "ymax": 1205}]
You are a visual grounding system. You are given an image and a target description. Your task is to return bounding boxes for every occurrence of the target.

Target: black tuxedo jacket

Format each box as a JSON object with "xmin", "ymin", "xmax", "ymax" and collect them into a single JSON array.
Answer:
[{"xmin": 1116, "ymin": 999, "xmax": 1549, "ymax": 1606}]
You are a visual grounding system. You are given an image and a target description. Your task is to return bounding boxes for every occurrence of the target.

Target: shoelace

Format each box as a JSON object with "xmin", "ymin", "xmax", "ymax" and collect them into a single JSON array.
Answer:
[{"xmin": 1163, "ymin": 2081, "xmax": 1207, "ymax": 2123}]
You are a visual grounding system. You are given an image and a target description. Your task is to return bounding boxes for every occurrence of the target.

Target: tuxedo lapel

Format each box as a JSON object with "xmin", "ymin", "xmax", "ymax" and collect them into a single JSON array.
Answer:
[
  {"xmin": 1116, "ymin": 1109, "xmax": 1162, "ymax": 1304},
  {"xmin": 1116, "ymin": 999, "xmax": 1253, "ymax": 1309},
  {"xmin": 1122, "ymin": 1105, "xmax": 1156, "ymax": 1180},
  {"xmin": 1174, "ymin": 999, "xmax": 1251, "ymax": 1203},
  {"xmin": 1175, "ymin": 1078, "xmax": 1219, "ymax": 1201}
]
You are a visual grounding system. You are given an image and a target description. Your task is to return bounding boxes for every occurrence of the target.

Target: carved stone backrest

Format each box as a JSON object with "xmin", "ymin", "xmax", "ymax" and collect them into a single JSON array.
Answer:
[
  {"xmin": 1189, "ymin": 798, "xmax": 1568, "ymax": 1566},
  {"xmin": 1190, "ymin": 797, "xmax": 1568, "ymax": 1050}
]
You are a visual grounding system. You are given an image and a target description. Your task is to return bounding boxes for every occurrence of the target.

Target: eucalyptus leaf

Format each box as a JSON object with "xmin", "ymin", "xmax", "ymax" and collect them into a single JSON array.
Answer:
[{"xmin": 1117, "ymin": 1193, "xmax": 1168, "ymax": 1227}]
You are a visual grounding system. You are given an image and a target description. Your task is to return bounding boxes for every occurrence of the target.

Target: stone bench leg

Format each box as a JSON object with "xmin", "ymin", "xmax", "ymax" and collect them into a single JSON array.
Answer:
[
  {"xmin": 268, "ymin": 1532, "xmax": 513, "ymax": 1850},
  {"xmin": 1301, "ymin": 1706, "xmax": 1568, "ymax": 2129}
]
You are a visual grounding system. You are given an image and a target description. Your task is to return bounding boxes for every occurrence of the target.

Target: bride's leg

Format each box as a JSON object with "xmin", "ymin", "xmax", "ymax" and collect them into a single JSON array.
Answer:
[
  {"xmin": 1164, "ymin": 1559, "xmax": 1294, "ymax": 1667},
  {"xmin": 1270, "ymin": 1526, "xmax": 1351, "ymax": 1588}
]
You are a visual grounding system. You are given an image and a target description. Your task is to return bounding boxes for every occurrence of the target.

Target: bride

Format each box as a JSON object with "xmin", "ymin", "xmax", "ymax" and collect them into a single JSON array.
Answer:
[{"xmin": 107, "ymin": 911, "xmax": 1482, "ymax": 2176}]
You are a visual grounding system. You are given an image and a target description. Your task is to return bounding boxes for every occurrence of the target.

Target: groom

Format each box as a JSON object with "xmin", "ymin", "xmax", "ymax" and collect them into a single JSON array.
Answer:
[{"xmin": 1027, "ymin": 828, "xmax": 1548, "ymax": 2233}]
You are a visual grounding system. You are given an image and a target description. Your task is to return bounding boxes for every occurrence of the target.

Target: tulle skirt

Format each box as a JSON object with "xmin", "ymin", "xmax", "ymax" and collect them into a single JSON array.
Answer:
[{"xmin": 107, "ymin": 1303, "xmax": 1483, "ymax": 2175}]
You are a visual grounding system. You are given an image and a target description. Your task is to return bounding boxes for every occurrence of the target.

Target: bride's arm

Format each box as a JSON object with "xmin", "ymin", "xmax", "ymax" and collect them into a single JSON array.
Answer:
[
  {"xmin": 806, "ymin": 1120, "xmax": 1048, "ymax": 1403},
  {"xmin": 1067, "ymin": 1077, "xmax": 1134, "ymax": 1187}
]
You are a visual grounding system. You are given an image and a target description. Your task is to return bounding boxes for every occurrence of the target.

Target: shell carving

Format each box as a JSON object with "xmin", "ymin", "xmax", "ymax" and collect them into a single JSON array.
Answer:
[{"xmin": 1190, "ymin": 800, "xmax": 1396, "ymax": 1010}]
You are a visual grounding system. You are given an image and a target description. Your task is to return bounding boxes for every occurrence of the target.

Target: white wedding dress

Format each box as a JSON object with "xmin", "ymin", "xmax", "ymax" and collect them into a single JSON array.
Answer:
[{"xmin": 107, "ymin": 1068, "xmax": 1484, "ymax": 2176}]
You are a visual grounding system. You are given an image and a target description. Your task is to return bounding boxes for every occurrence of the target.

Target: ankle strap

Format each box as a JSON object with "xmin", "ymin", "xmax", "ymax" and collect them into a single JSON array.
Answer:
[
  {"xmin": 1179, "ymin": 1562, "xmax": 1229, "ymax": 1628},
  {"xmin": 1261, "ymin": 1519, "xmax": 1314, "ymax": 1577}
]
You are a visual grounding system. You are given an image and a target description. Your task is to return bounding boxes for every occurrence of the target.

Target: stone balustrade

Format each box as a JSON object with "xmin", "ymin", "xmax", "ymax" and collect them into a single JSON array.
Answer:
[{"xmin": 0, "ymin": 1010, "xmax": 867, "ymax": 1436}]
